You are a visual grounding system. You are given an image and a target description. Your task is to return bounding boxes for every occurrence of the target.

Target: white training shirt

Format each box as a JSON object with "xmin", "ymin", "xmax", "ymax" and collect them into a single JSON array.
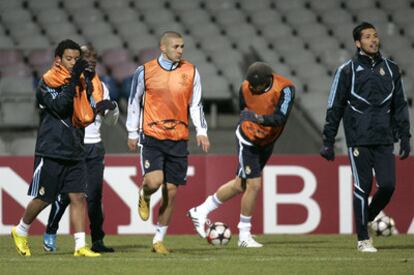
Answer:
[{"xmin": 84, "ymin": 82, "xmax": 120, "ymax": 144}]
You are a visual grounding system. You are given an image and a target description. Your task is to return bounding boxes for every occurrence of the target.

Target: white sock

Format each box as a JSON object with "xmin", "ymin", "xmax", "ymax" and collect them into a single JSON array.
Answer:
[
  {"xmin": 74, "ymin": 232, "xmax": 86, "ymax": 250},
  {"xmin": 153, "ymin": 224, "xmax": 168, "ymax": 244},
  {"xmin": 238, "ymin": 214, "xmax": 252, "ymax": 240},
  {"xmin": 16, "ymin": 219, "xmax": 30, "ymax": 237},
  {"xmin": 199, "ymin": 194, "xmax": 222, "ymax": 214}
]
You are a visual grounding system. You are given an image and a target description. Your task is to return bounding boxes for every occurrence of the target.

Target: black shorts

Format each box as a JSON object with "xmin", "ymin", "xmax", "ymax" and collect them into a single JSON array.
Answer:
[
  {"xmin": 28, "ymin": 156, "xmax": 87, "ymax": 203},
  {"xmin": 139, "ymin": 135, "xmax": 189, "ymax": 185},
  {"xmin": 235, "ymin": 130, "xmax": 274, "ymax": 179}
]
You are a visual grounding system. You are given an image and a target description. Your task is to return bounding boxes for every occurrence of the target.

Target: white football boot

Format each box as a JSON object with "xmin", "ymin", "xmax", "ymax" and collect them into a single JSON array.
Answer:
[
  {"xmin": 357, "ymin": 239, "xmax": 377, "ymax": 252},
  {"xmin": 238, "ymin": 235, "xmax": 263, "ymax": 248},
  {"xmin": 187, "ymin": 207, "xmax": 208, "ymax": 238}
]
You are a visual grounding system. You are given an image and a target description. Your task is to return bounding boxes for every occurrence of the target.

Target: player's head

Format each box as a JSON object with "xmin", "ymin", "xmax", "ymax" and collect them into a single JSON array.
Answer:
[
  {"xmin": 54, "ymin": 39, "xmax": 81, "ymax": 72},
  {"xmin": 160, "ymin": 31, "xmax": 184, "ymax": 63},
  {"xmin": 353, "ymin": 22, "xmax": 379, "ymax": 56},
  {"xmin": 81, "ymin": 43, "xmax": 98, "ymax": 71},
  {"xmin": 246, "ymin": 62, "xmax": 273, "ymax": 94}
]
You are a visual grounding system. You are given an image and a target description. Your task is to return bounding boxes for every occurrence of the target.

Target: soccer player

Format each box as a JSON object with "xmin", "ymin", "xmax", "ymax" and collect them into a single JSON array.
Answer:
[
  {"xmin": 126, "ymin": 31, "xmax": 210, "ymax": 254},
  {"xmin": 188, "ymin": 62, "xmax": 295, "ymax": 248},
  {"xmin": 320, "ymin": 22, "xmax": 411, "ymax": 252},
  {"xmin": 11, "ymin": 40, "xmax": 100, "ymax": 257},
  {"xmin": 43, "ymin": 44, "xmax": 119, "ymax": 253}
]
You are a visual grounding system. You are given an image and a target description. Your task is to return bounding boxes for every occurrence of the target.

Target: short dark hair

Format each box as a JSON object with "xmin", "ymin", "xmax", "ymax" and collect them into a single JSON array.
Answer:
[
  {"xmin": 245, "ymin": 62, "xmax": 273, "ymax": 89},
  {"xmin": 353, "ymin": 22, "xmax": 376, "ymax": 41},
  {"xmin": 54, "ymin": 39, "xmax": 81, "ymax": 58}
]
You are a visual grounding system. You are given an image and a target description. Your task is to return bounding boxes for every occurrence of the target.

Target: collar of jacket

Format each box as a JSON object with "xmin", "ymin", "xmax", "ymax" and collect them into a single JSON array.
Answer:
[{"xmin": 355, "ymin": 50, "xmax": 382, "ymax": 67}]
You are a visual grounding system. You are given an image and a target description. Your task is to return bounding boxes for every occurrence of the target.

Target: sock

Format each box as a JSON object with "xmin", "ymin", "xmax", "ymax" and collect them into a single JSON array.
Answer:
[
  {"xmin": 74, "ymin": 232, "xmax": 86, "ymax": 250},
  {"xmin": 199, "ymin": 194, "xmax": 222, "ymax": 214},
  {"xmin": 16, "ymin": 219, "xmax": 30, "ymax": 237},
  {"xmin": 238, "ymin": 214, "xmax": 252, "ymax": 240},
  {"xmin": 140, "ymin": 187, "xmax": 150, "ymax": 200},
  {"xmin": 153, "ymin": 224, "xmax": 168, "ymax": 244}
]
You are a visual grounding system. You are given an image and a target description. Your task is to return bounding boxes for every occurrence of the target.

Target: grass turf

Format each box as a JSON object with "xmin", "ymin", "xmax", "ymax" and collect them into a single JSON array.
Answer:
[{"xmin": 1, "ymin": 234, "xmax": 413, "ymax": 275}]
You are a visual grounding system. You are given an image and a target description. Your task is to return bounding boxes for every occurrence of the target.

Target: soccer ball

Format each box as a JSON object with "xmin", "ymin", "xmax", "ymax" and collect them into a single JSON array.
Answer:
[
  {"xmin": 206, "ymin": 222, "xmax": 231, "ymax": 246},
  {"xmin": 370, "ymin": 216, "xmax": 397, "ymax": 237}
]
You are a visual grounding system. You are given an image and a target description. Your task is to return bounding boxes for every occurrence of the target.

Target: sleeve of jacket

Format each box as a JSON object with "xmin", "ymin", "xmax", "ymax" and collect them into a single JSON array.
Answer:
[
  {"xmin": 261, "ymin": 86, "xmax": 295, "ymax": 127},
  {"xmin": 390, "ymin": 64, "xmax": 411, "ymax": 139},
  {"xmin": 36, "ymin": 78, "xmax": 76, "ymax": 118},
  {"xmin": 322, "ymin": 63, "xmax": 351, "ymax": 146},
  {"xmin": 126, "ymin": 66, "xmax": 145, "ymax": 140}
]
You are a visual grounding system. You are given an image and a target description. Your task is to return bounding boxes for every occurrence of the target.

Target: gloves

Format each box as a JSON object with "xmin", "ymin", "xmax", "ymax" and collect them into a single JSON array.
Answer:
[
  {"xmin": 399, "ymin": 137, "xmax": 410, "ymax": 160},
  {"xmin": 70, "ymin": 59, "xmax": 88, "ymax": 84},
  {"xmin": 320, "ymin": 145, "xmax": 335, "ymax": 161},
  {"xmin": 240, "ymin": 110, "xmax": 263, "ymax": 124},
  {"xmin": 96, "ymin": 99, "xmax": 116, "ymax": 114}
]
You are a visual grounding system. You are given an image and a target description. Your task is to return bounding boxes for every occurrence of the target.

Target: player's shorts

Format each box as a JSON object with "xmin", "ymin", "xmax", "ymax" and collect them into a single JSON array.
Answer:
[
  {"xmin": 28, "ymin": 156, "xmax": 87, "ymax": 203},
  {"xmin": 235, "ymin": 127, "xmax": 274, "ymax": 179},
  {"xmin": 139, "ymin": 134, "xmax": 189, "ymax": 185}
]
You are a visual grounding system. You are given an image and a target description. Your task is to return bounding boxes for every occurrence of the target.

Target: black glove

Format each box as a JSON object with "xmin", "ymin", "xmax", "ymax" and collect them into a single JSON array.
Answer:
[
  {"xmin": 70, "ymin": 59, "xmax": 88, "ymax": 84},
  {"xmin": 399, "ymin": 137, "xmax": 410, "ymax": 160},
  {"xmin": 240, "ymin": 110, "xmax": 263, "ymax": 124},
  {"xmin": 96, "ymin": 99, "xmax": 116, "ymax": 114},
  {"xmin": 320, "ymin": 145, "xmax": 335, "ymax": 161}
]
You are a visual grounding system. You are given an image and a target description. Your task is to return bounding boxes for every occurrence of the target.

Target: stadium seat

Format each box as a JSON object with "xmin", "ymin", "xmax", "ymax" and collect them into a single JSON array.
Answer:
[
  {"xmin": 285, "ymin": 9, "xmax": 317, "ymax": 28},
  {"xmin": 36, "ymin": 8, "xmax": 70, "ymax": 25},
  {"xmin": 345, "ymin": 0, "xmax": 376, "ymax": 12},
  {"xmin": 0, "ymin": 35, "xmax": 15, "ymax": 48},
  {"xmin": 169, "ymin": 0, "xmax": 202, "ymax": 12},
  {"xmin": 62, "ymin": 0, "xmax": 95, "ymax": 12},
  {"xmin": 0, "ymin": 49, "xmax": 24, "ymax": 67},
  {"xmin": 213, "ymin": 9, "xmax": 246, "ymax": 27},
  {"xmin": 27, "ymin": 0, "xmax": 60, "ymax": 12},
  {"xmin": 391, "ymin": 8, "xmax": 414, "ymax": 26},
  {"xmin": 126, "ymin": 33, "xmax": 158, "ymax": 54},
  {"xmin": 106, "ymin": 7, "xmax": 140, "ymax": 25},
  {"xmin": 17, "ymin": 35, "xmax": 51, "ymax": 49},
  {"xmin": 247, "ymin": 9, "xmax": 282, "ymax": 29},
  {"xmin": 134, "ymin": 0, "xmax": 165, "ymax": 11},
  {"xmin": 81, "ymin": 22, "xmax": 114, "ymax": 41},
  {"xmin": 274, "ymin": 0, "xmax": 306, "ymax": 13},
  {"xmin": 137, "ymin": 48, "xmax": 161, "ymax": 65},
  {"xmin": 0, "ymin": 137, "xmax": 8, "ymax": 155},
  {"xmin": 378, "ymin": 0, "xmax": 411, "ymax": 11},
  {"xmin": 308, "ymin": 0, "xmax": 341, "ymax": 14},
  {"xmin": 69, "ymin": 8, "xmax": 104, "ymax": 25},
  {"xmin": 98, "ymin": 0, "xmax": 131, "ymax": 10},
  {"xmin": 0, "ymin": 9, "xmax": 32, "ymax": 25},
  {"xmin": 239, "ymin": 0, "xmax": 271, "ymax": 12},
  {"xmin": 203, "ymin": 0, "xmax": 238, "ymax": 12},
  {"xmin": 102, "ymin": 48, "xmax": 131, "ymax": 68},
  {"xmin": 9, "ymin": 137, "xmax": 37, "ymax": 155}
]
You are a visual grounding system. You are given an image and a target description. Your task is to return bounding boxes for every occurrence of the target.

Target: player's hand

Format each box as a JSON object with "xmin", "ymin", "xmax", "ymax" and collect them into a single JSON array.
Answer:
[
  {"xmin": 128, "ymin": 138, "xmax": 138, "ymax": 152},
  {"xmin": 399, "ymin": 137, "xmax": 410, "ymax": 160},
  {"xmin": 71, "ymin": 59, "xmax": 88, "ymax": 82},
  {"xmin": 320, "ymin": 145, "xmax": 335, "ymax": 161},
  {"xmin": 96, "ymin": 99, "xmax": 116, "ymax": 114},
  {"xmin": 83, "ymin": 68, "xmax": 96, "ymax": 81},
  {"xmin": 240, "ymin": 109, "xmax": 263, "ymax": 124},
  {"xmin": 197, "ymin": 135, "xmax": 210, "ymax": 153}
]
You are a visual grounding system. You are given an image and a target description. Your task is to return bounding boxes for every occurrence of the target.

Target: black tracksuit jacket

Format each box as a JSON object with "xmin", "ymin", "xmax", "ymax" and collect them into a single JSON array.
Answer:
[
  {"xmin": 322, "ymin": 52, "xmax": 410, "ymax": 147},
  {"xmin": 35, "ymin": 79, "xmax": 85, "ymax": 161}
]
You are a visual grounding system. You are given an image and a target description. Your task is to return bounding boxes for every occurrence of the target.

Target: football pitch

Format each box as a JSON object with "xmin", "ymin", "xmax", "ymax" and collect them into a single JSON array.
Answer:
[{"xmin": 1, "ymin": 234, "xmax": 413, "ymax": 275}]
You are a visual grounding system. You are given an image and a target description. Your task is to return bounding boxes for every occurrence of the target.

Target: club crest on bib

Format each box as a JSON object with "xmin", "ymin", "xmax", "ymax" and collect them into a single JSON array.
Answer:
[{"xmin": 39, "ymin": 186, "xmax": 45, "ymax": 196}]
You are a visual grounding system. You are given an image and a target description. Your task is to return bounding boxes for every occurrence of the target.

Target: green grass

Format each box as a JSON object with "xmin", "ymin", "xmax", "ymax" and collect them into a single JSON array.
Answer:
[{"xmin": 1, "ymin": 235, "xmax": 413, "ymax": 275}]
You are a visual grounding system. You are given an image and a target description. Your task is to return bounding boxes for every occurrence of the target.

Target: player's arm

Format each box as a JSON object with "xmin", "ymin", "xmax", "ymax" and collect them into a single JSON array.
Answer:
[
  {"xmin": 189, "ymin": 68, "xmax": 209, "ymax": 152},
  {"xmin": 36, "ymin": 79, "xmax": 76, "ymax": 117},
  {"xmin": 260, "ymin": 86, "xmax": 295, "ymax": 127},
  {"xmin": 100, "ymin": 82, "xmax": 119, "ymax": 126},
  {"xmin": 126, "ymin": 66, "xmax": 145, "ymax": 151},
  {"xmin": 390, "ymin": 64, "xmax": 410, "ymax": 139},
  {"xmin": 322, "ymin": 64, "xmax": 350, "ymax": 147}
]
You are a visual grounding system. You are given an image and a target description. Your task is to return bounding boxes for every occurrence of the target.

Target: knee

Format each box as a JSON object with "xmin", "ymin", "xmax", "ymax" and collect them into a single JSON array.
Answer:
[
  {"xmin": 232, "ymin": 178, "xmax": 245, "ymax": 193},
  {"xmin": 144, "ymin": 173, "xmax": 163, "ymax": 190},
  {"xmin": 379, "ymin": 184, "xmax": 395, "ymax": 195},
  {"xmin": 246, "ymin": 180, "xmax": 262, "ymax": 193}
]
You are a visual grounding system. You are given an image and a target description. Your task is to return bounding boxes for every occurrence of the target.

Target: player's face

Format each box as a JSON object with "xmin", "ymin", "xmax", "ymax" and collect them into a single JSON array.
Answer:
[
  {"xmin": 56, "ymin": 49, "xmax": 81, "ymax": 72},
  {"xmin": 161, "ymin": 37, "xmax": 184, "ymax": 62},
  {"xmin": 82, "ymin": 49, "xmax": 98, "ymax": 71},
  {"xmin": 355, "ymin": 28, "xmax": 379, "ymax": 56}
]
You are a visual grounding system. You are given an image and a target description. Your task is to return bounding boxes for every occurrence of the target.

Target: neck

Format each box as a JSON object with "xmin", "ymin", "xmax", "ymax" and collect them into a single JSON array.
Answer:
[{"xmin": 159, "ymin": 54, "xmax": 178, "ymax": 70}]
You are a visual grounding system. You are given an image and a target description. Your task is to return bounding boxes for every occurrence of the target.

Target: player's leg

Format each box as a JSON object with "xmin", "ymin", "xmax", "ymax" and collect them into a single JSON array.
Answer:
[
  {"xmin": 237, "ymin": 143, "xmax": 272, "ymax": 248},
  {"xmin": 138, "ymin": 142, "xmax": 164, "ymax": 221},
  {"xmin": 64, "ymin": 160, "xmax": 100, "ymax": 257},
  {"xmin": 368, "ymin": 145, "xmax": 395, "ymax": 222},
  {"xmin": 13, "ymin": 157, "xmax": 61, "ymax": 256},
  {"xmin": 151, "ymin": 144, "xmax": 187, "ymax": 254},
  {"xmin": 43, "ymin": 193, "xmax": 70, "ymax": 252},
  {"xmin": 348, "ymin": 146, "xmax": 377, "ymax": 252},
  {"xmin": 85, "ymin": 143, "xmax": 114, "ymax": 252}
]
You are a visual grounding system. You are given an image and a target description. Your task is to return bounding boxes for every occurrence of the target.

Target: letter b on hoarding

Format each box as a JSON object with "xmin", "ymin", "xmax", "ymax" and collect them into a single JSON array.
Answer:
[{"xmin": 263, "ymin": 166, "xmax": 321, "ymax": 234}]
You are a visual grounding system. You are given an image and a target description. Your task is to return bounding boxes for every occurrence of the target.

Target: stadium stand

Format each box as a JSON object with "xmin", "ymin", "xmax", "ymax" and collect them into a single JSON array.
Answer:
[{"xmin": 0, "ymin": 0, "xmax": 413, "ymax": 155}]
